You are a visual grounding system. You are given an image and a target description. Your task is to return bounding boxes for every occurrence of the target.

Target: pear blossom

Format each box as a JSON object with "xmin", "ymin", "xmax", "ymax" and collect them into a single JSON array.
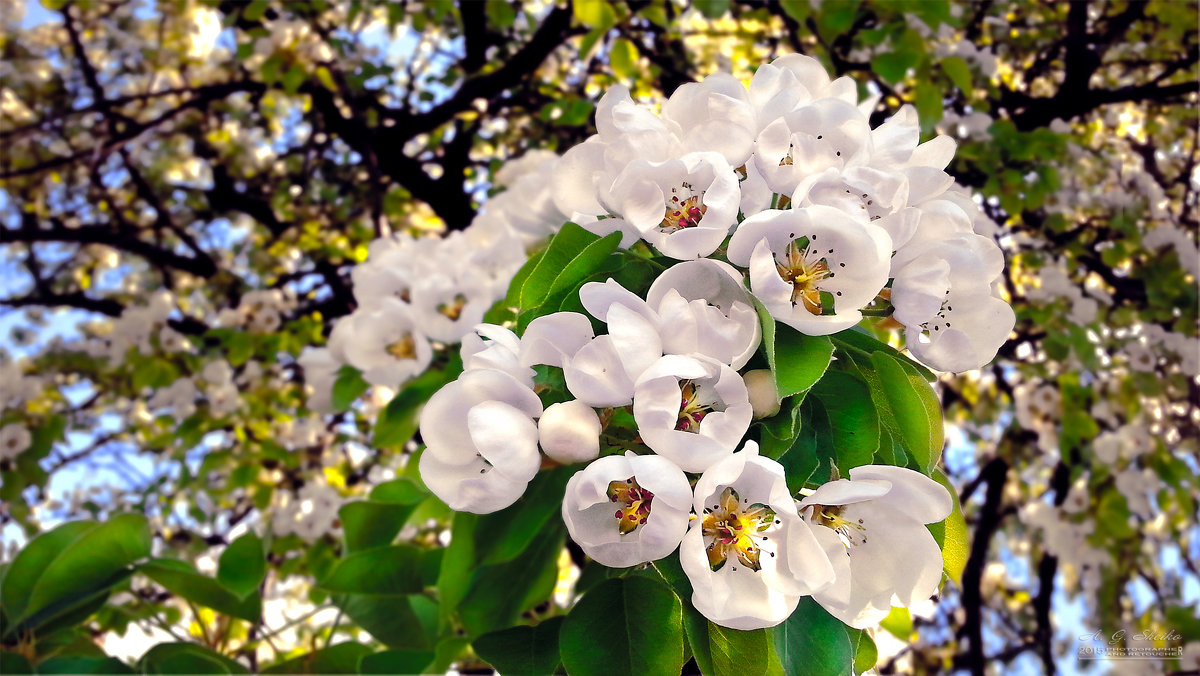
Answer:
[
  {"xmin": 633, "ymin": 355, "xmax": 753, "ymax": 474},
  {"xmin": 0, "ymin": 423, "xmax": 31, "ymax": 461},
  {"xmin": 797, "ymin": 465, "xmax": 953, "ymax": 629},
  {"xmin": 610, "ymin": 152, "xmax": 740, "ymax": 259},
  {"xmin": 728, "ymin": 206, "xmax": 892, "ymax": 335},
  {"xmin": 539, "ymin": 400, "xmax": 602, "ymax": 464},
  {"xmin": 461, "ymin": 324, "xmax": 534, "ymax": 387},
  {"xmin": 519, "ymin": 312, "xmax": 595, "ymax": 369},
  {"xmin": 562, "ymin": 452, "xmax": 692, "ymax": 568},
  {"xmin": 681, "ymin": 443, "xmax": 837, "ymax": 630},
  {"xmin": 331, "ymin": 299, "xmax": 433, "ymax": 388},
  {"xmin": 418, "ymin": 369, "xmax": 543, "ymax": 513},
  {"xmin": 753, "ymin": 98, "xmax": 873, "ymax": 197},
  {"xmin": 645, "ymin": 259, "xmax": 761, "ymax": 369}
]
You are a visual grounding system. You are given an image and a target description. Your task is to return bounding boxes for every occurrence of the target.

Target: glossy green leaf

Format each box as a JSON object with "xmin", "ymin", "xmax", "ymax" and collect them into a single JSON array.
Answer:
[
  {"xmin": 139, "ymin": 559, "xmax": 261, "ymax": 622},
  {"xmin": 0, "ymin": 652, "xmax": 32, "ymax": 675},
  {"xmin": 773, "ymin": 325, "xmax": 834, "ymax": 399},
  {"xmin": 811, "ymin": 371, "xmax": 880, "ymax": 471},
  {"xmin": 458, "ymin": 526, "xmax": 564, "ymax": 636},
  {"xmin": 868, "ymin": 352, "xmax": 942, "ymax": 473},
  {"xmin": 316, "ymin": 545, "xmax": 424, "ymax": 595},
  {"xmin": 372, "ymin": 361, "xmax": 462, "ymax": 448},
  {"xmin": 473, "ymin": 616, "xmax": 564, "ymax": 676},
  {"xmin": 683, "ymin": 607, "xmax": 769, "ymax": 676},
  {"xmin": 474, "ymin": 467, "xmax": 573, "ymax": 565},
  {"xmin": 559, "ymin": 577, "xmax": 686, "ymax": 676},
  {"xmin": 340, "ymin": 500, "xmax": 420, "ymax": 554},
  {"xmin": 879, "ymin": 606, "xmax": 912, "ymax": 639},
  {"xmin": 436, "ymin": 512, "xmax": 477, "ymax": 623},
  {"xmin": 335, "ymin": 594, "xmax": 433, "ymax": 651},
  {"xmin": 138, "ymin": 642, "xmax": 248, "ymax": 675},
  {"xmin": 217, "ymin": 532, "xmax": 265, "ymax": 599},
  {"xmin": 18, "ymin": 514, "xmax": 150, "ymax": 631},
  {"xmin": 830, "ymin": 330, "xmax": 937, "ymax": 382},
  {"xmin": 519, "ymin": 224, "xmax": 615, "ymax": 309},
  {"xmin": 358, "ymin": 650, "xmax": 436, "ymax": 675},
  {"xmin": 771, "ymin": 597, "xmax": 854, "ymax": 676},
  {"xmin": 849, "ymin": 628, "xmax": 877, "ymax": 674},
  {"xmin": 1, "ymin": 520, "xmax": 97, "ymax": 623},
  {"xmin": 261, "ymin": 642, "xmax": 372, "ymax": 674}
]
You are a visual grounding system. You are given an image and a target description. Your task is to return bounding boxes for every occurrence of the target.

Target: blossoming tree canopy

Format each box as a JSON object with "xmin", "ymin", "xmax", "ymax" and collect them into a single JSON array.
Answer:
[{"xmin": 1, "ymin": 1, "xmax": 1197, "ymax": 675}]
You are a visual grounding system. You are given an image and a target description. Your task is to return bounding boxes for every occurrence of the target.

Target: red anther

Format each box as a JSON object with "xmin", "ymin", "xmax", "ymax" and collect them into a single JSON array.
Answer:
[{"xmin": 615, "ymin": 510, "xmax": 623, "ymax": 518}]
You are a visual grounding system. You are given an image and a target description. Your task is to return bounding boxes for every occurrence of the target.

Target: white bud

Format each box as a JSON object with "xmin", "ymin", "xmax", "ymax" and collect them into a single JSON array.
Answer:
[
  {"xmin": 743, "ymin": 369, "xmax": 780, "ymax": 419},
  {"xmin": 538, "ymin": 400, "xmax": 602, "ymax": 464}
]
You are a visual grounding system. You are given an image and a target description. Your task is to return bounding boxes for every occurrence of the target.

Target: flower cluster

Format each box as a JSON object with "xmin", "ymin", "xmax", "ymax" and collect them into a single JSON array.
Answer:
[
  {"xmin": 553, "ymin": 54, "xmax": 1013, "ymax": 371},
  {"xmin": 391, "ymin": 54, "xmax": 1005, "ymax": 630}
]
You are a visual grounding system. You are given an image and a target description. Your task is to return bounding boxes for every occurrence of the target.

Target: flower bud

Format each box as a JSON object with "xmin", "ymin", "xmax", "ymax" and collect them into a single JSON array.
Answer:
[
  {"xmin": 538, "ymin": 400, "xmax": 602, "ymax": 464},
  {"xmin": 743, "ymin": 369, "xmax": 780, "ymax": 419}
]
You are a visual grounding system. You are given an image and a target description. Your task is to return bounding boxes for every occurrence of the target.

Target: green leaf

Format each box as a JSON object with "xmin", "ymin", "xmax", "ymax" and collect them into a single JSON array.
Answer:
[
  {"xmin": 914, "ymin": 81, "xmax": 943, "ymax": 126},
  {"xmin": 484, "ymin": 0, "xmax": 517, "ymax": 28},
  {"xmin": 242, "ymin": 0, "xmax": 268, "ymax": 21},
  {"xmin": 926, "ymin": 469, "xmax": 968, "ymax": 585},
  {"xmin": 335, "ymin": 595, "xmax": 433, "ymax": 651},
  {"xmin": 331, "ymin": 366, "xmax": 369, "ymax": 412},
  {"xmin": 139, "ymin": 559, "xmax": 261, "ymax": 622},
  {"xmin": 683, "ymin": 608, "xmax": 769, "ymax": 676},
  {"xmin": 773, "ymin": 325, "xmax": 834, "ymax": 399},
  {"xmin": 358, "ymin": 650, "xmax": 435, "ymax": 675},
  {"xmin": 940, "ymin": 55, "xmax": 973, "ymax": 92},
  {"xmin": 868, "ymin": 353, "xmax": 942, "ymax": 473},
  {"xmin": 474, "ymin": 467, "xmax": 573, "ymax": 565},
  {"xmin": 316, "ymin": 545, "xmax": 424, "ymax": 596},
  {"xmin": 771, "ymin": 597, "xmax": 854, "ymax": 676},
  {"xmin": 16, "ymin": 514, "xmax": 150, "ymax": 632},
  {"xmin": 831, "ymin": 329, "xmax": 937, "ymax": 382},
  {"xmin": 473, "ymin": 616, "xmax": 564, "ymax": 676},
  {"xmin": 436, "ymin": 512, "xmax": 477, "ymax": 623},
  {"xmin": 610, "ymin": 37, "xmax": 639, "ymax": 81},
  {"xmin": 217, "ymin": 533, "xmax": 265, "ymax": 599},
  {"xmin": 35, "ymin": 656, "xmax": 135, "ymax": 674},
  {"xmin": 458, "ymin": 527, "xmax": 564, "ymax": 636},
  {"xmin": 281, "ymin": 64, "xmax": 307, "ymax": 94},
  {"xmin": 137, "ymin": 643, "xmax": 248, "ymax": 674},
  {"xmin": 811, "ymin": 371, "xmax": 880, "ymax": 471},
  {"xmin": 878, "ymin": 606, "xmax": 912, "ymax": 639},
  {"xmin": 693, "ymin": 0, "xmax": 731, "ymax": 19},
  {"xmin": 573, "ymin": 0, "xmax": 615, "ymax": 28},
  {"xmin": 0, "ymin": 652, "xmax": 32, "ymax": 675},
  {"xmin": 261, "ymin": 643, "xmax": 372, "ymax": 674},
  {"xmin": 518, "ymin": 224, "xmax": 613, "ymax": 309},
  {"xmin": 849, "ymin": 628, "xmax": 877, "ymax": 674},
  {"xmin": 373, "ymin": 361, "xmax": 463, "ymax": 448},
  {"xmin": 560, "ymin": 577, "xmax": 686, "ymax": 676},
  {"xmin": 339, "ymin": 501, "xmax": 412, "ymax": 554},
  {"xmin": 1, "ymin": 520, "xmax": 97, "ymax": 623}
]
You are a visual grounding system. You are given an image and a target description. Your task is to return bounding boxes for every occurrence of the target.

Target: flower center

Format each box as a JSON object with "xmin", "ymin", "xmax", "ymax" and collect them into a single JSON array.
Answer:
[
  {"xmin": 807, "ymin": 503, "xmax": 867, "ymax": 547},
  {"xmin": 675, "ymin": 380, "xmax": 713, "ymax": 433},
  {"xmin": 437, "ymin": 293, "xmax": 468, "ymax": 321},
  {"xmin": 608, "ymin": 476, "xmax": 654, "ymax": 535},
  {"xmin": 702, "ymin": 487, "xmax": 777, "ymax": 572},
  {"xmin": 660, "ymin": 183, "xmax": 706, "ymax": 232},
  {"xmin": 775, "ymin": 238, "xmax": 832, "ymax": 315},
  {"xmin": 386, "ymin": 332, "xmax": 417, "ymax": 359}
]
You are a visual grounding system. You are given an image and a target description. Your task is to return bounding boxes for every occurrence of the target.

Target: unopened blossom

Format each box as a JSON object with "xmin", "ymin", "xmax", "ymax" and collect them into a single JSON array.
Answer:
[
  {"xmin": 562, "ymin": 452, "xmax": 692, "ymax": 568},
  {"xmin": 681, "ymin": 443, "xmax": 837, "ymax": 630},
  {"xmin": 418, "ymin": 369, "xmax": 543, "ymax": 513},
  {"xmin": 797, "ymin": 465, "xmax": 953, "ymax": 629},
  {"xmin": 539, "ymin": 400, "xmax": 602, "ymax": 464},
  {"xmin": 633, "ymin": 355, "xmax": 753, "ymax": 473},
  {"xmin": 742, "ymin": 369, "xmax": 781, "ymax": 419},
  {"xmin": 728, "ymin": 206, "xmax": 892, "ymax": 335}
]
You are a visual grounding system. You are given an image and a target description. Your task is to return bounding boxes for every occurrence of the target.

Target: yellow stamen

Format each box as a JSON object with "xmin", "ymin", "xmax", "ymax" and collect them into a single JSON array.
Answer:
[
  {"xmin": 775, "ymin": 240, "xmax": 831, "ymax": 315},
  {"xmin": 386, "ymin": 333, "xmax": 417, "ymax": 359},
  {"xmin": 702, "ymin": 487, "xmax": 776, "ymax": 572}
]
